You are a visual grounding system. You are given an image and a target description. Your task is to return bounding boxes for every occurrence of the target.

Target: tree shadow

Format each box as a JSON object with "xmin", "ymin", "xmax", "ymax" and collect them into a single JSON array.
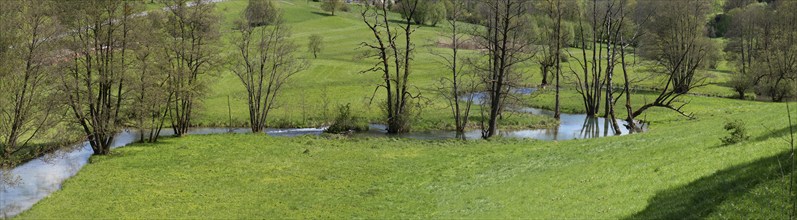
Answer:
[
  {"xmin": 626, "ymin": 150, "xmax": 794, "ymax": 219},
  {"xmin": 310, "ymin": 11, "xmax": 333, "ymax": 17},
  {"xmin": 753, "ymin": 126, "xmax": 795, "ymax": 143},
  {"xmin": 385, "ymin": 19, "xmax": 437, "ymax": 28}
]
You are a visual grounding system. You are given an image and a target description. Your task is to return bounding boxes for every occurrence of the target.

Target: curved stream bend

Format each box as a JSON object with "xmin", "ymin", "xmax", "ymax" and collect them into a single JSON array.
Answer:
[
  {"xmin": 0, "ymin": 127, "xmax": 324, "ymax": 218},
  {"xmin": 1, "ymin": 96, "xmax": 643, "ymax": 217}
]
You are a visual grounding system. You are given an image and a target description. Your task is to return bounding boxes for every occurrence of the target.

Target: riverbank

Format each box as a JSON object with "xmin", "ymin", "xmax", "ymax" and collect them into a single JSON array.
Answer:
[{"xmin": 15, "ymin": 95, "xmax": 794, "ymax": 219}]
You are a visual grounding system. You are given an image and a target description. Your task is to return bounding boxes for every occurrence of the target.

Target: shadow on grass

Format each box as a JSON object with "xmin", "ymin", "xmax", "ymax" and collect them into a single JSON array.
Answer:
[
  {"xmin": 310, "ymin": 11, "xmax": 333, "ymax": 17},
  {"xmin": 626, "ymin": 150, "xmax": 794, "ymax": 219},
  {"xmin": 385, "ymin": 19, "xmax": 438, "ymax": 28},
  {"xmin": 753, "ymin": 125, "xmax": 795, "ymax": 143}
]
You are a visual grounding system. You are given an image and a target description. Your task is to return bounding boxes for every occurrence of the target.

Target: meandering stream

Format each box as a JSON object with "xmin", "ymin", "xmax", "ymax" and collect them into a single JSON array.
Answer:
[{"xmin": 1, "ymin": 102, "xmax": 642, "ymax": 217}]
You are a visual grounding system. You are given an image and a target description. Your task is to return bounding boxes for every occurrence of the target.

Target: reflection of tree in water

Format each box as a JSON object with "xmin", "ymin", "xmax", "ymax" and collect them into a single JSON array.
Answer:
[
  {"xmin": 1, "ymin": 169, "xmax": 22, "ymax": 218},
  {"xmin": 580, "ymin": 117, "xmax": 601, "ymax": 139}
]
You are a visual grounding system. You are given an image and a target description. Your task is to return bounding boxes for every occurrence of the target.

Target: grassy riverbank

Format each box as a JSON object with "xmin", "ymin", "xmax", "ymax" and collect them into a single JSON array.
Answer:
[
  {"xmin": 18, "ymin": 94, "xmax": 795, "ymax": 219},
  {"xmin": 13, "ymin": 0, "xmax": 795, "ymax": 218}
]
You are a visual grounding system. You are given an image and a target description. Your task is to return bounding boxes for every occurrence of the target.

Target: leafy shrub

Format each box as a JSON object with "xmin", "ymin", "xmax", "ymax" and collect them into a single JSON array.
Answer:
[
  {"xmin": 559, "ymin": 53, "xmax": 569, "ymax": 63},
  {"xmin": 325, "ymin": 104, "xmax": 368, "ymax": 134},
  {"xmin": 340, "ymin": 3, "xmax": 350, "ymax": 12},
  {"xmin": 721, "ymin": 120, "xmax": 749, "ymax": 145}
]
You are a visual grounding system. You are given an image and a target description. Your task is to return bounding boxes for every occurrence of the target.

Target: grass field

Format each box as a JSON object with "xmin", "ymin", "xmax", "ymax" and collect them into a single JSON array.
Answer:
[
  {"xmin": 192, "ymin": 0, "xmax": 738, "ymax": 130},
  {"xmin": 17, "ymin": 94, "xmax": 795, "ymax": 218},
  {"xmin": 14, "ymin": 0, "xmax": 797, "ymax": 218}
]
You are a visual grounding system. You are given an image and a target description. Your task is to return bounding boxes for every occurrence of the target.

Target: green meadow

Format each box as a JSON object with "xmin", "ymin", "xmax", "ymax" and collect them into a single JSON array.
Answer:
[{"xmin": 15, "ymin": 0, "xmax": 796, "ymax": 218}]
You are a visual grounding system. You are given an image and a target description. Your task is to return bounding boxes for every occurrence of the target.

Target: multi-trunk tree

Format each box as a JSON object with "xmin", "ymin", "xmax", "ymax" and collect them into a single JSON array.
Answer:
[
  {"xmin": 0, "ymin": 0, "xmax": 62, "ymax": 165},
  {"xmin": 129, "ymin": 10, "xmax": 172, "ymax": 143},
  {"xmin": 755, "ymin": 2, "xmax": 797, "ymax": 102},
  {"xmin": 233, "ymin": 12, "xmax": 307, "ymax": 133},
  {"xmin": 360, "ymin": 0, "xmax": 422, "ymax": 134},
  {"xmin": 58, "ymin": 0, "xmax": 134, "ymax": 155},
  {"xmin": 473, "ymin": 0, "xmax": 536, "ymax": 139},
  {"xmin": 568, "ymin": 0, "xmax": 630, "ymax": 134},
  {"xmin": 162, "ymin": 0, "xmax": 220, "ymax": 136},
  {"xmin": 631, "ymin": 0, "xmax": 717, "ymax": 119},
  {"xmin": 725, "ymin": 3, "xmax": 766, "ymax": 100}
]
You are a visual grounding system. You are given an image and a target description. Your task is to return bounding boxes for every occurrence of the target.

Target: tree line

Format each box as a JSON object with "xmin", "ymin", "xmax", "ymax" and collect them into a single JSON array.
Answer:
[
  {"xmin": 360, "ymin": 0, "xmax": 797, "ymax": 139},
  {"xmin": 0, "ymin": 0, "xmax": 309, "ymax": 168},
  {"xmin": 3, "ymin": 0, "xmax": 797, "ymax": 167}
]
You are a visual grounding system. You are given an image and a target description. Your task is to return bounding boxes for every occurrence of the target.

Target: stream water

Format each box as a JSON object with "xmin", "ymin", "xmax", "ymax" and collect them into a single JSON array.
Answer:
[
  {"xmin": 0, "ymin": 90, "xmax": 643, "ymax": 217},
  {"xmin": 0, "ymin": 127, "xmax": 325, "ymax": 218}
]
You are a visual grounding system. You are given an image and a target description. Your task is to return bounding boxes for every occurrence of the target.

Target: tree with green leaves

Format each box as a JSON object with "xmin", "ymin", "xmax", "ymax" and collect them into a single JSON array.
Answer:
[
  {"xmin": 427, "ymin": 1, "xmax": 446, "ymax": 26},
  {"xmin": 0, "ymin": 0, "xmax": 62, "ymax": 165},
  {"xmin": 128, "ymin": 10, "xmax": 172, "ymax": 143},
  {"xmin": 321, "ymin": 0, "xmax": 344, "ymax": 16},
  {"xmin": 162, "ymin": 0, "xmax": 221, "ymax": 136},
  {"xmin": 58, "ymin": 0, "xmax": 136, "ymax": 155},
  {"xmin": 752, "ymin": 1, "xmax": 797, "ymax": 102},
  {"xmin": 233, "ymin": 11, "xmax": 308, "ymax": 133},
  {"xmin": 308, "ymin": 34, "xmax": 323, "ymax": 59},
  {"xmin": 725, "ymin": 3, "xmax": 767, "ymax": 99},
  {"xmin": 246, "ymin": 0, "xmax": 278, "ymax": 27},
  {"xmin": 632, "ymin": 0, "xmax": 717, "ymax": 118}
]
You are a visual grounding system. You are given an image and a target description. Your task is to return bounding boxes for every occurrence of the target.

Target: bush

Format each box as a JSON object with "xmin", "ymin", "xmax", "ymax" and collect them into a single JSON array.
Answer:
[
  {"xmin": 340, "ymin": 3, "xmax": 350, "ymax": 12},
  {"xmin": 559, "ymin": 53, "xmax": 569, "ymax": 63},
  {"xmin": 325, "ymin": 104, "xmax": 368, "ymax": 134},
  {"xmin": 721, "ymin": 120, "xmax": 749, "ymax": 145}
]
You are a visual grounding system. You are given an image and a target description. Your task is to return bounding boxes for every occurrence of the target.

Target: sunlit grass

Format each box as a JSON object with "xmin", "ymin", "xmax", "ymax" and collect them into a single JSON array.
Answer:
[
  {"xmin": 15, "ymin": 0, "xmax": 796, "ymax": 218},
  {"xmin": 19, "ymin": 94, "xmax": 794, "ymax": 218}
]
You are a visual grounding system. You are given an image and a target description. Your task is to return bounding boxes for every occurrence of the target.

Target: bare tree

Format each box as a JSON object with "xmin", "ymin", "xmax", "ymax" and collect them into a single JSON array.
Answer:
[
  {"xmin": 472, "ymin": 0, "xmax": 536, "ymax": 138},
  {"xmin": 569, "ymin": 0, "xmax": 610, "ymax": 118},
  {"xmin": 162, "ymin": 0, "xmax": 221, "ymax": 136},
  {"xmin": 233, "ymin": 13, "xmax": 308, "ymax": 133},
  {"xmin": 547, "ymin": 0, "xmax": 566, "ymax": 120},
  {"xmin": 0, "ymin": 0, "xmax": 61, "ymax": 165},
  {"xmin": 618, "ymin": 4, "xmax": 649, "ymax": 132},
  {"xmin": 431, "ymin": 0, "xmax": 475, "ymax": 138},
  {"xmin": 58, "ymin": 0, "xmax": 134, "ymax": 155},
  {"xmin": 359, "ymin": 0, "xmax": 422, "ymax": 134},
  {"xmin": 531, "ymin": 0, "xmax": 571, "ymax": 90}
]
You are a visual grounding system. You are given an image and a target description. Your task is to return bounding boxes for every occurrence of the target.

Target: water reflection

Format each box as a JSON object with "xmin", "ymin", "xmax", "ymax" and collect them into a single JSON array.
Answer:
[{"xmin": 355, "ymin": 106, "xmax": 642, "ymax": 141}]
